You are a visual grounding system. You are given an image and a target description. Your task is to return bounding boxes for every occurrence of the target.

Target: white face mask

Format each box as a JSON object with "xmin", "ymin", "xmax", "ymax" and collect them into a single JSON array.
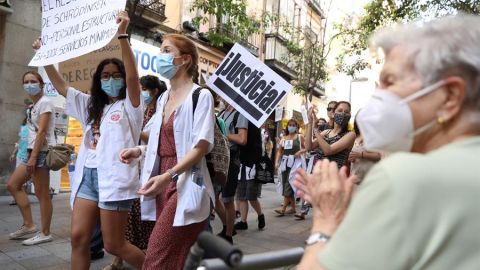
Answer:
[{"xmin": 356, "ymin": 80, "xmax": 445, "ymax": 152}]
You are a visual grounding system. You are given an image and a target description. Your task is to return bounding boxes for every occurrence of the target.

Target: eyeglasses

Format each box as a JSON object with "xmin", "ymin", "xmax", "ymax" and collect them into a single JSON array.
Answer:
[
  {"xmin": 101, "ymin": 73, "xmax": 123, "ymax": 81},
  {"xmin": 327, "ymin": 107, "xmax": 335, "ymax": 112}
]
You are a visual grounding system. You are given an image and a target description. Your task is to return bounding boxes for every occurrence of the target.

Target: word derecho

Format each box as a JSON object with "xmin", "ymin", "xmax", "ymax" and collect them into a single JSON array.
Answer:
[{"xmin": 214, "ymin": 52, "xmax": 286, "ymax": 120}]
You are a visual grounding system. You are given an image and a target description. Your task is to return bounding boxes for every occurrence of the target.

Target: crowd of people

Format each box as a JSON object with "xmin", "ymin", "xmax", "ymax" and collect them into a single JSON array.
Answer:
[{"xmin": 5, "ymin": 10, "xmax": 480, "ymax": 270}]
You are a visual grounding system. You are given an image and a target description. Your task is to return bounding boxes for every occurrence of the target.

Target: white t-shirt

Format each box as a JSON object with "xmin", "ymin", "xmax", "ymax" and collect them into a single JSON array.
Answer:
[
  {"xmin": 66, "ymin": 87, "xmax": 144, "ymax": 205},
  {"xmin": 27, "ymin": 95, "xmax": 56, "ymax": 151}
]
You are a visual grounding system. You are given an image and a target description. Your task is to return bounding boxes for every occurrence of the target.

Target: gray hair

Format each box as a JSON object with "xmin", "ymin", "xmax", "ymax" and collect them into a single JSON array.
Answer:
[{"xmin": 371, "ymin": 14, "xmax": 480, "ymax": 111}]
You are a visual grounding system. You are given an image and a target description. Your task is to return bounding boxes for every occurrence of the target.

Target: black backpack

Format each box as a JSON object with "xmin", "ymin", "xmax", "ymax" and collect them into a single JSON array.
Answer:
[
  {"xmin": 254, "ymin": 155, "xmax": 275, "ymax": 184},
  {"xmin": 232, "ymin": 112, "xmax": 262, "ymax": 167}
]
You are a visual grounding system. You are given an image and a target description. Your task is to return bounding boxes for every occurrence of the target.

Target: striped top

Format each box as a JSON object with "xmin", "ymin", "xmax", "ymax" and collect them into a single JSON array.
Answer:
[{"xmin": 314, "ymin": 130, "xmax": 351, "ymax": 169}]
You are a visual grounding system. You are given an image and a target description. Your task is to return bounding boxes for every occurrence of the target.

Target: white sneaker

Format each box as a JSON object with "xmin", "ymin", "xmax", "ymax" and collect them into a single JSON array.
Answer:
[
  {"xmin": 22, "ymin": 233, "xmax": 53, "ymax": 246},
  {"xmin": 9, "ymin": 225, "xmax": 38, "ymax": 239}
]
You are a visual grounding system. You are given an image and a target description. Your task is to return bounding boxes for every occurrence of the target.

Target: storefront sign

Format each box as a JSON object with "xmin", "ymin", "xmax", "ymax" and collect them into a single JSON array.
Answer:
[
  {"xmin": 131, "ymin": 39, "xmax": 167, "ymax": 80},
  {"xmin": 29, "ymin": 0, "xmax": 126, "ymax": 66},
  {"xmin": 207, "ymin": 43, "xmax": 293, "ymax": 128}
]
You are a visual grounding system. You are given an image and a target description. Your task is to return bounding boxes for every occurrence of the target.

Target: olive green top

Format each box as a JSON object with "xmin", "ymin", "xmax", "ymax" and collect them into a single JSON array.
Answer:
[{"xmin": 319, "ymin": 137, "xmax": 480, "ymax": 270}]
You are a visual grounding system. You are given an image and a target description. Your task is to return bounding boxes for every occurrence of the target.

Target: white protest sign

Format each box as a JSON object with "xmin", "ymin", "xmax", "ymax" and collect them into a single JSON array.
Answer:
[
  {"xmin": 301, "ymin": 105, "xmax": 309, "ymax": 125},
  {"xmin": 275, "ymin": 106, "xmax": 283, "ymax": 122},
  {"xmin": 29, "ymin": 0, "xmax": 127, "ymax": 66},
  {"xmin": 207, "ymin": 43, "xmax": 293, "ymax": 128}
]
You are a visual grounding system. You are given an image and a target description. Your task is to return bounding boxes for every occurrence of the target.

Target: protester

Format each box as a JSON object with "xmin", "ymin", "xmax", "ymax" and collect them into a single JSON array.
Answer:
[
  {"xmin": 217, "ymin": 102, "xmax": 248, "ymax": 243},
  {"xmin": 7, "ymin": 71, "xmax": 55, "ymax": 245},
  {"xmin": 104, "ymin": 75, "xmax": 166, "ymax": 270},
  {"xmin": 317, "ymin": 117, "xmax": 328, "ymax": 131},
  {"xmin": 295, "ymin": 102, "xmax": 355, "ymax": 221},
  {"xmin": 294, "ymin": 14, "xmax": 480, "ymax": 269},
  {"xmin": 36, "ymin": 11, "xmax": 145, "ymax": 269},
  {"xmin": 9, "ymin": 105, "xmax": 32, "ymax": 206},
  {"xmin": 263, "ymin": 130, "xmax": 274, "ymax": 159},
  {"xmin": 305, "ymin": 101, "xmax": 356, "ymax": 169},
  {"xmin": 139, "ymin": 75, "xmax": 167, "ymax": 143},
  {"xmin": 326, "ymin": 101, "xmax": 337, "ymax": 129},
  {"xmin": 274, "ymin": 119, "xmax": 306, "ymax": 216},
  {"xmin": 235, "ymin": 124, "xmax": 266, "ymax": 231},
  {"xmin": 119, "ymin": 33, "xmax": 215, "ymax": 269},
  {"xmin": 348, "ymin": 115, "xmax": 382, "ymax": 182}
]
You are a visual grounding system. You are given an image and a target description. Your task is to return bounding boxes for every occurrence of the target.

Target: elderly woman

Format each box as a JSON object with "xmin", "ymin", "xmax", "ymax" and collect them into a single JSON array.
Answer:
[{"xmin": 294, "ymin": 14, "xmax": 480, "ymax": 270}]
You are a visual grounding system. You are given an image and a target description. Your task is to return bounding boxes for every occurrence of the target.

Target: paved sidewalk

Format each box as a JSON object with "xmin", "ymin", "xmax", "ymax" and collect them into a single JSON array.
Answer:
[{"xmin": 0, "ymin": 184, "xmax": 311, "ymax": 269}]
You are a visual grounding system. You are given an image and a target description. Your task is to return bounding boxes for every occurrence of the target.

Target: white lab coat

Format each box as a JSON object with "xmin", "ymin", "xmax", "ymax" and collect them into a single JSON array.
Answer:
[
  {"xmin": 65, "ymin": 88, "xmax": 143, "ymax": 208},
  {"xmin": 140, "ymin": 85, "xmax": 215, "ymax": 226}
]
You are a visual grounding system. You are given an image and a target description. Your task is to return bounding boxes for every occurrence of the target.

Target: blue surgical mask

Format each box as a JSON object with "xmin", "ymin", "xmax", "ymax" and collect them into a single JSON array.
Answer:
[
  {"xmin": 23, "ymin": 83, "xmax": 41, "ymax": 96},
  {"xmin": 156, "ymin": 53, "xmax": 182, "ymax": 79},
  {"xmin": 101, "ymin": 78, "xmax": 124, "ymax": 97},
  {"xmin": 142, "ymin": 91, "xmax": 153, "ymax": 104},
  {"xmin": 287, "ymin": 126, "xmax": 297, "ymax": 133}
]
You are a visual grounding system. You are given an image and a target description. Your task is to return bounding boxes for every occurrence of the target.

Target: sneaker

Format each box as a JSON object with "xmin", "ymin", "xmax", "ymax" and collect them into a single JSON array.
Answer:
[
  {"xmin": 258, "ymin": 214, "xmax": 266, "ymax": 230},
  {"xmin": 234, "ymin": 221, "xmax": 248, "ymax": 230},
  {"xmin": 9, "ymin": 225, "xmax": 38, "ymax": 239},
  {"xmin": 22, "ymin": 233, "xmax": 53, "ymax": 246}
]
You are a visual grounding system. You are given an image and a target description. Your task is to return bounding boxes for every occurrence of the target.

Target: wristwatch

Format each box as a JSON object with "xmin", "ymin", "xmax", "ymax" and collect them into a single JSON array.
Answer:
[
  {"xmin": 167, "ymin": 169, "xmax": 179, "ymax": 182},
  {"xmin": 305, "ymin": 232, "xmax": 331, "ymax": 246}
]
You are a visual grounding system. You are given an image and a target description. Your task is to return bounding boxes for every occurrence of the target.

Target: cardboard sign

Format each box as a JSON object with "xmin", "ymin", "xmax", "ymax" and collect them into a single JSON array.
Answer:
[
  {"xmin": 29, "ymin": 0, "xmax": 126, "ymax": 66},
  {"xmin": 207, "ymin": 43, "xmax": 293, "ymax": 128}
]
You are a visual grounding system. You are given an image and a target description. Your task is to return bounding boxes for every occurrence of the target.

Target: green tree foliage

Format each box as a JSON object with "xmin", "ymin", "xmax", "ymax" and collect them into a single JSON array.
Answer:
[
  {"xmin": 337, "ymin": 0, "xmax": 480, "ymax": 77},
  {"xmin": 190, "ymin": 0, "xmax": 260, "ymax": 47}
]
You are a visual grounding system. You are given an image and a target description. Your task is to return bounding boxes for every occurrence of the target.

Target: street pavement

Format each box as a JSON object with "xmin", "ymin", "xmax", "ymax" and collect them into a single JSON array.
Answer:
[{"xmin": 0, "ymin": 184, "xmax": 311, "ymax": 269}]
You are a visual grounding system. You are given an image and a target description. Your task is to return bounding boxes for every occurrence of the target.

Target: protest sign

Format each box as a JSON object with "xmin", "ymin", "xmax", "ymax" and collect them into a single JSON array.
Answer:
[
  {"xmin": 301, "ymin": 105, "xmax": 309, "ymax": 125},
  {"xmin": 275, "ymin": 106, "xmax": 283, "ymax": 122},
  {"xmin": 207, "ymin": 43, "xmax": 293, "ymax": 128},
  {"xmin": 29, "ymin": 0, "xmax": 126, "ymax": 66}
]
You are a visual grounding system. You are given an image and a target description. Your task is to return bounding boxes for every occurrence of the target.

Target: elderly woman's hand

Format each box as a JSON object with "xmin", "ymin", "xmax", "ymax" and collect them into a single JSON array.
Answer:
[{"xmin": 294, "ymin": 160, "xmax": 358, "ymax": 234}]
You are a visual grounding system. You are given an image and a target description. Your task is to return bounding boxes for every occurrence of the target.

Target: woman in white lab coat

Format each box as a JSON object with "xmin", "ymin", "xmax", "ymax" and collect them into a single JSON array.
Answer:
[
  {"xmin": 120, "ymin": 33, "xmax": 215, "ymax": 269},
  {"xmin": 35, "ymin": 12, "xmax": 145, "ymax": 270}
]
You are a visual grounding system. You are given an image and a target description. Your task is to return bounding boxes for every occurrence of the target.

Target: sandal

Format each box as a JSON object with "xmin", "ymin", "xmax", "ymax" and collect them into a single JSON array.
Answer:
[
  {"xmin": 285, "ymin": 209, "xmax": 296, "ymax": 215},
  {"xmin": 294, "ymin": 213, "xmax": 305, "ymax": 220},
  {"xmin": 274, "ymin": 209, "xmax": 285, "ymax": 217}
]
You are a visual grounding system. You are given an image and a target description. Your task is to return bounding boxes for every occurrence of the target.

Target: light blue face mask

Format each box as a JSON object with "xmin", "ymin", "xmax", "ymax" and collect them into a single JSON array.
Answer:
[
  {"xmin": 156, "ymin": 53, "xmax": 182, "ymax": 79},
  {"xmin": 101, "ymin": 78, "xmax": 124, "ymax": 97},
  {"xmin": 287, "ymin": 126, "xmax": 297, "ymax": 133},
  {"xmin": 23, "ymin": 83, "xmax": 41, "ymax": 96},
  {"xmin": 142, "ymin": 90, "xmax": 153, "ymax": 104}
]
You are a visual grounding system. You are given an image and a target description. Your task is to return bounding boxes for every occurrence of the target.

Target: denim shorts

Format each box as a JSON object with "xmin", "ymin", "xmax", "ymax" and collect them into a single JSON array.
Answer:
[
  {"xmin": 76, "ymin": 167, "xmax": 134, "ymax": 212},
  {"xmin": 21, "ymin": 150, "xmax": 48, "ymax": 168}
]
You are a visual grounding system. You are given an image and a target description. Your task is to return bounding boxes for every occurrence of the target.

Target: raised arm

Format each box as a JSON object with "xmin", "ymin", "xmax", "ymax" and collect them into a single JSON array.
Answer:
[
  {"xmin": 116, "ymin": 11, "xmax": 141, "ymax": 108},
  {"xmin": 305, "ymin": 107, "xmax": 319, "ymax": 151}
]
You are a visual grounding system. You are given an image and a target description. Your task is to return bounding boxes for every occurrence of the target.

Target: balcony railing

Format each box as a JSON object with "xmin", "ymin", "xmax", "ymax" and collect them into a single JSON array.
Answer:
[
  {"xmin": 139, "ymin": 0, "xmax": 166, "ymax": 17},
  {"xmin": 128, "ymin": 0, "xmax": 166, "ymax": 27},
  {"xmin": 208, "ymin": 24, "xmax": 260, "ymax": 56},
  {"xmin": 306, "ymin": 0, "xmax": 325, "ymax": 18},
  {"xmin": 264, "ymin": 33, "xmax": 297, "ymax": 80}
]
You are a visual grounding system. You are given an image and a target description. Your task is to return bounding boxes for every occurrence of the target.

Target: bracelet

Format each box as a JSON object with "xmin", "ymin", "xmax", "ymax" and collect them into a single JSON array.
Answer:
[
  {"xmin": 167, "ymin": 169, "xmax": 179, "ymax": 182},
  {"xmin": 305, "ymin": 232, "xmax": 331, "ymax": 246},
  {"xmin": 117, "ymin": 34, "xmax": 129, "ymax": 40}
]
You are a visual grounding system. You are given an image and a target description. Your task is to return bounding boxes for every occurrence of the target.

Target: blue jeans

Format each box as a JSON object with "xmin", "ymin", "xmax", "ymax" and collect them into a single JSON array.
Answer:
[{"xmin": 76, "ymin": 167, "xmax": 134, "ymax": 211}]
